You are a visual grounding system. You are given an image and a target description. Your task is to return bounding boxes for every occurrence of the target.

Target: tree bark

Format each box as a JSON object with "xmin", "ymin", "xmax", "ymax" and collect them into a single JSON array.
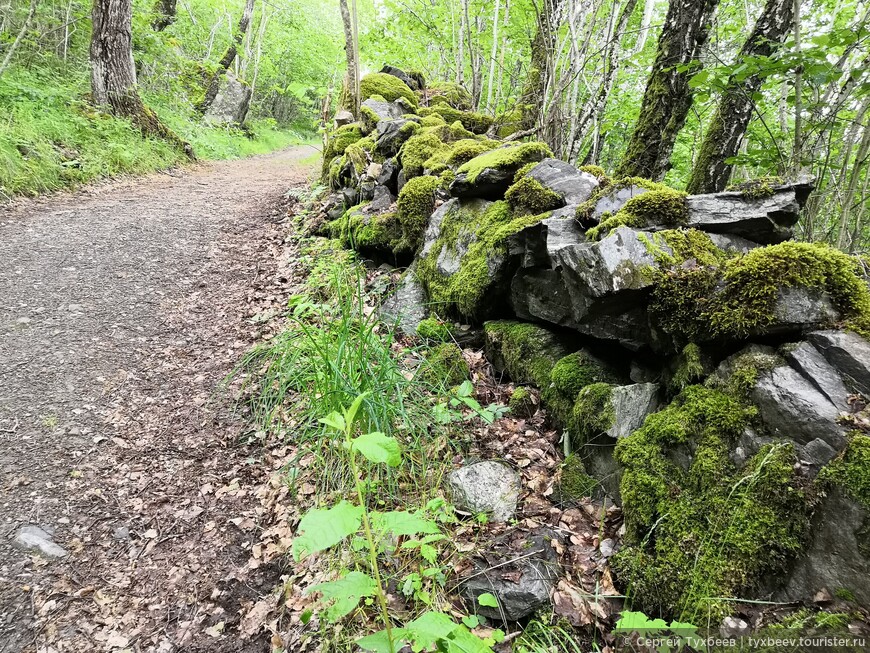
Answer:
[
  {"xmin": 485, "ymin": 0, "xmax": 501, "ymax": 112},
  {"xmin": 632, "ymin": 0, "xmax": 655, "ymax": 54},
  {"xmin": 91, "ymin": 0, "xmax": 192, "ymax": 156},
  {"xmin": 518, "ymin": 0, "xmax": 561, "ymax": 132},
  {"xmin": 152, "ymin": 0, "xmax": 177, "ymax": 31},
  {"xmin": 686, "ymin": 0, "xmax": 793, "ymax": 194},
  {"xmin": 615, "ymin": 0, "xmax": 721, "ymax": 180},
  {"xmin": 789, "ymin": 0, "xmax": 803, "ymax": 176},
  {"xmin": 199, "ymin": 0, "xmax": 255, "ymax": 113},
  {"xmin": 338, "ymin": 0, "xmax": 359, "ymax": 114}
]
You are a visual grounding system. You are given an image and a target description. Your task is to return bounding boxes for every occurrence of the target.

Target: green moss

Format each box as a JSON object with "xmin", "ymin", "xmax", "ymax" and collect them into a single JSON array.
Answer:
[
  {"xmin": 575, "ymin": 176, "xmax": 669, "ymax": 224},
  {"xmin": 508, "ymin": 386, "xmax": 536, "ymax": 418},
  {"xmin": 578, "ymin": 165, "xmax": 611, "ymax": 186},
  {"xmin": 426, "ymin": 81, "xmax": 472, "ymax": 110},
  {"xmin": 483, "ymin": 320, "xmax": 571, "ymax": 389},
  {"xmin": 495, "ymin": 108, "xmax": 523, "ymax": 138},
  {"xmin": 513, "ymin": 162, "xmax": 537, "ymax": 183},
  {"xmin": 818, "ymin": 433, "xmax": 870, "ymax": 510},
  {"xmin": 418, "ymin": 343, "xmax": 469, "ymax": 387},
  {"xmin": 428, "ymin": 105, "xmax": 493, "ymax": 134},
  {"xmin": 416, "ymin": 317, "xmax": 451, "ymax": 342},
  {"xmin": 360, "ymin": 72, "xmax": 418, "ymax": 107},
  {"xmin": 505, "ymin": 176, "xmax": 563, "ymax": 214},
  {"xmin": 457, "ymin": 142, "xmax": 553, "ymax": 184},
  {"xmin": 586, "ymin": 188, "xmax": 688, "ymax": 241},
  {"xmin": 611, "ymin": 385, "xmax": 807, "ymax": 622},
  {"xmin": 400, "ymin": 132, "xmax": 448, "ymax": 178},
  {"xmin": 422, "ymin": 138, "xmax": 495, "ymax": 175},
  {"xmin": 559, "ymin": 454, "xmax": 597, "ymax": 502},
  {"xmin": 397, "ymin": 175, "xmax": 440, "ymax": 252},
  {"xmin": 650, "ymin": 229, "xmax": 729, "ymax": 268},
  {"xmin": 570, "ymin": 383, "xmax": 615, "ymax": 445},
  {"xmin": 420, "ymin": 114, "xmax": 447, "ymax": 127},
  {"xmin": 550, "ymin": 352, "xmax": 620, "ymax": 398},
  {"xmin": 726, "ymin": 176, "xmax": 784, "ymax": 199},
  {"xmin": 669, "ymin": 343, "xmax": 707, "ymax": 394},
  {"xmin": 322, "ymin": 124, "xmax": 363, "ymax": 178},
  {"xmin": 415, "ymin": 201, "xmax": 550, "ymax": 318}
]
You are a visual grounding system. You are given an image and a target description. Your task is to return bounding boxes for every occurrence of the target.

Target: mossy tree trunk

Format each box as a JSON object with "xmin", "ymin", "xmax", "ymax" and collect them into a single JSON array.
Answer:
[
  {"xmin": 339, "ymin": 0, "xmax": 359, "ymax": 115},
  {"xmin": 198, "ymin": 0, "xmax": 255, "ymax": 114},
  {"xmin": 615, "ymin": 0, "xmax": 721, "ymax": 181},
  {"xmin": 517, "ymin": 0, "xmax": 561, "ymax": 132},
  {"xmin": 152, "ymin": 0, "xmax": 177, "ymax": 31},
  {"xmin": 686, "ymin": 0, "xmax": 794, "ymax": 194},
  {"xmin": 90, "ymin": 0, "xmax": 193, "ymax": 157}
]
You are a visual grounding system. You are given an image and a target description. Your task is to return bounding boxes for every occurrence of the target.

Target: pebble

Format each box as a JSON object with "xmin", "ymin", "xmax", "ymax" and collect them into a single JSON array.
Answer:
[{"xmin": 13, "ymin": 525, "xmax": 68, "ymax": 559}]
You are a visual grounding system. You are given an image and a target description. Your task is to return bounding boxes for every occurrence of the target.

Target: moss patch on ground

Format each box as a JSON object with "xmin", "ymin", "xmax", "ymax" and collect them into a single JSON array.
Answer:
[
  {"xmin": 559, "ymin": 454, "xmax": 598, "ymax": 502},
  {"xmin": 508, "ymin": 386, "xmax": 536, "ymax": 418},
  {"xmin": 418, "ymin": 343, "xmax": 469, "ymax": 387},
  {"xmin": 416, "ymin": 317, "xmax": 451, "ymax": 342}
]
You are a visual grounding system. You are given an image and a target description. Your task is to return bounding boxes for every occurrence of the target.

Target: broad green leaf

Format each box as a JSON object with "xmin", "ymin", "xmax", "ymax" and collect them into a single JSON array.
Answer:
[
  {"xmin": 443, "ymin": 625, "xmax": 494, "ymax": 653},
  {"xmin": 405, "ymin": 611, "xmax": 459, "ymax": 648},
  {"xmin": 351, "ymin": 432, "xmax": 401, "ymax": 467},
  {"xmin": 319, "ymin": 411, "xmax": 345, "ymax": 432},
  {"xmin": 477, "ymin": 593, "xmax": 498, "ymax": 608},
  {"xmin": 307, "ymin": 571, "xmax": 376, "ymax": 621},
  {"xmin": 356, "ymin": 628, "xmax": 408, "ymax": 653},
  {"xmin": 292, "ymin": 501, "xmax": 362, "ymax": 560},
  {"xmin": 374, "ymin": 510, "xmax": 440, "ymax": 537},
  {"xmin": 615, "ymin": 610, "xmax": 668, "ymax": 631},
  {"xmin": 461, "ymin": 615, "xmax": 479, "ymax": 629},
  {"xmin": 344, "ymin": 392, "xmax": 370, "ymax": 428}
]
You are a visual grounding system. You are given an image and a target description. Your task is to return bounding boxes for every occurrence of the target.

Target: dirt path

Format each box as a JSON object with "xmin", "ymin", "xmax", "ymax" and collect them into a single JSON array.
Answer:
[{"xmin": 0, "ymin": 146, "xmax": 317, "ymax": 653}]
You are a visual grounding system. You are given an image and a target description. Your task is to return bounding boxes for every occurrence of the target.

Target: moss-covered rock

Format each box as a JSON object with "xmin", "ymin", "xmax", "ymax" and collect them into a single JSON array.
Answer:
[
  {"xmin": 418, "ymin": 343, "xmax": 470, "ymax": 387},
  {"xmin": 361, "ymin": 72, "xmax": 418, "ymax": 107},
  {"xmin": 578, "ymin": 165, "xmax": 611, "ymax": 186},
  {"xmin": 400, "ymin": 132, "xmax": 448, "ymax": 178},
  {"xmin": 570, "ymin": 382, "xmax": 615, "ymax": 444},
  {"xmin": 505, "ymin": 176, "xmax": 563, "ymax": 214},
  {"xmin": 508, "ymin": 386, "xmax": 536, "ymax": 418},
  {"xmin": 322, "ymin": 123, "xmax": 364, "ymax": 179},
  {"xmin": 611, "ymin": 384, "xmax": 809, "ymax": 621},
  {"xmin": 818, "ymin": 433, "xmax": 870, "ymax": 511},
  {"xmin": 667, "ymin": 343, "xmax": 709, "ymax": 394},
  {"xmin": 726, "ymin": 175, "xmax": 785, "ymax": 199},
  {"xmin": 586, "ymin": 187, "xmax": 688, "ymax": 241},
  {"xmin": 328, "ymin": 204, "xmax": 403, "ymax": 256},
  {"xmin": 415, "ymin": 200, "xmax": 550, "ymax": 318},
  {"xmin": 397, "ymin": 175, "xmax": 441, "ymax": 253},
  {"xmin": 483, "ymin": 320, "xmax": 573, "ymax": 389},
  {"xmin": 426, "ymin": 81, "xmax": 472, "ymax": 110},
  {"xmin": 416, "ymin": 316, "xmax": 451, "ymax": 342},
  {"xmin": 428, "ymin": 105, "xmax": 493, "ymax": 134},
  {"xmin": 456, "ymin": 142, "xmax": 553, "ymax": 184}
]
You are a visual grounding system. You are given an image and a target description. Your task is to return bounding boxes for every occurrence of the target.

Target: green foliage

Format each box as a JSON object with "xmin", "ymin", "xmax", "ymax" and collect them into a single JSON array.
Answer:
[
  {"xmin": 396, "ymin": 175, "xmax": 441, "ymax": 251},
  {"xmin": 361, "ymin": 72, "xmax": 418, "ymax": 107},
  {"xmin": 457, "ymin": 142, "xmax": 553, "ymax": 183},
  {"xmin": 504, "ymin": 175, "xmax": 562, "ymax": 214}
]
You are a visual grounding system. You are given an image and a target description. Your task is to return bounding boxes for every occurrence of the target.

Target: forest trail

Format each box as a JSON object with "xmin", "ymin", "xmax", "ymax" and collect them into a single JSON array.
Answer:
[{"xmin": 0, "ymin": 146, "xmax": 318, "ymax": 653}]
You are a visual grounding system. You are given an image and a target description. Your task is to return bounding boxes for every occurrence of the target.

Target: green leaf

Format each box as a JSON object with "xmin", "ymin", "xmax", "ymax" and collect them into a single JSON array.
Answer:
[
  {"xmin": 443, "ymin": 625, "xmax": 494, "ymax": 653},
  {"xmin": 374, "ymin": 510, "xmax": 440, "ymax": 537},
  {"xmin": 405, "ymin": 611, "xmax": 459, "ymax": 648},
  {"xmin": 615, "ymin": 610, "xmax": 668, "ymax": 631},
  {"xmin": 344, "ymin": 392, "xmax": 370, "ymax": 428},
  {"xmin": 356, "ymin": 628, "xmax": 408, "ymax": 652},
  {"xmin": 477, "ymin": 593, "xmax": 498, "ymax": 608},
  {"xmin": 307, "ymin": 571, "xmax": 376, "ymax": 621},
  {"xmin": 461, "ymin": 615, "xmax": 479, "ymax": 629},
  {"xmin": 292, "ymin": 501, "xmax": 362, "ymax": 560},
  {"xmin": 319, "ymin": 411, "xmax": 345, "ymax": 432},
  {"xmin": 351, "ymin": 432, "xmax": 402, "ymax": 467}
]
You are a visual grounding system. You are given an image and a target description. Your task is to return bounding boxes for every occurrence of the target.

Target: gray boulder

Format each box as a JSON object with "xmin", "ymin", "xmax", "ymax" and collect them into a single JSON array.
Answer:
[
  {"xmin": 377, "ymin": 158, "xmax": 400, "ymax": 194},
  {"xmin": 784, "ymin": 341, "xmax": 851, "ymax": 412},
  {"xmin": 588, "ymin": 184, "xmax": 649, "ymax": 222},
  {"xmin": 607, "ymin": 383, "xmax": 660, "ymax": 439},
  {"xmin": 368, "ymin": 184, "xmax": 395, "ymax": 213},
  {"xmin": 203, "ymin": 70, "xmax": 251, "ymax": 125},
  {"xmin": 767, "ymin": 287, "xmax": 840, "ymax": 334},
  {"xmin": 707, "ymin": 233, "xmax": 761, "ymax": 254},
  {"xmin": 380, "ymin": 65, "xmax": 420, "ymax": 91},
  {"xmin": 14, "ymin": 525, "xmax": 68, "ymax": 559},
  {"xmin": 686, "ymin": 187, "xmax": 803, "ymax": 244},
  {"xmin": 459, "ymin": 530, "xmax": 561, "ymax": 621},
  {"xmin": 777, "ymin": 489, "xmax": 870, "ymax": 606},
  {"xmin": 446, "ymin": 461, "xmax": 521, "ymax": 523},
  {"xmin": 449, "ymin": 167, "xmax": 518, "ymax": 200},
  {"xmin": 525, "ymin": 159, "xmax": 599, "ymax": 205},
  {"xmin": 808, "ymin": 330, "xmax": 870, "ymax": 396},
  {"xmin": 361, "ymin": 98, "xmax": 403, "ymax": 131},
  {"xmin": 333, "ymin": 109, "xmax": 355, "ymax": 127},
  {"xmin": 375, "ymin": 119, "xmax": 416, "ymax": 155},
  {"xmin": 380, "ymin": 268, "xmax": 428, "ymax": 334}
]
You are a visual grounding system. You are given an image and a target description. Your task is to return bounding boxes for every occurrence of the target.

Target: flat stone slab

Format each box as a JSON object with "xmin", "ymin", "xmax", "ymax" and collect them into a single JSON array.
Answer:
[{"xmin": 13, "ymin": 525, "xmax": 68, "ymax": 559}]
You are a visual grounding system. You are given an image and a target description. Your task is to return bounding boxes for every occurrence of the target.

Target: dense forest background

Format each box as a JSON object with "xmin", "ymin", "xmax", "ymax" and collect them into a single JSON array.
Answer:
[{"xmin": 1, "ymin": 0, "xmax": 868, "ymax": 249}]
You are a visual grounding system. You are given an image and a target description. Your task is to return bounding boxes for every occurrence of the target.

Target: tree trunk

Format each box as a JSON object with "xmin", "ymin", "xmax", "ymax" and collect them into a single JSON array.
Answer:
[
  {"xmin": 90, "ymin": 0, "xmax": 191, "ymax": 156},
  {"xmin": 632, "ymin": 0, "xmax": 655, "ymax": 54},
  {"xmin": 615, "ymin": 0, "xmax": 721, "ymax": 180},
  {"xmin": 484, "ymin": 0, "xmax": 500, "ymax": 112},
  {"xmin": 789, "ymin": 0, "xmax": 803, "ymax": 176},
  {"xmin": 152, "ymin": 0, "xmax": 177, "ymax": 31},
  {"xmin": 0, "ymin": 0, "xmax": 40, "ymax": 78},
  {"xmin": 457, "ymin": 0, "xmax": 467, "ymax": 85},
  {"xmin": 338, "ymin": 0, "xmax": 359, "ymax": 114},
  {"xmin": 686, "ymin": 0, "xmax": 793, "ymax": 194},
  {"xmin": 199, "ymin": 0, "xmax": 255, "ymax": 113},
  {"xmin": 518, "ymin": 0, "xmax": 560, "ymax": 132}
]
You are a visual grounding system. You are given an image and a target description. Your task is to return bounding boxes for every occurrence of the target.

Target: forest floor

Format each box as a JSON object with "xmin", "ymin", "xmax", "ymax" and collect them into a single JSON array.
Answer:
[{"xmin": 0, "ymin": 146, "xmax": 320, "ymax": 653}]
